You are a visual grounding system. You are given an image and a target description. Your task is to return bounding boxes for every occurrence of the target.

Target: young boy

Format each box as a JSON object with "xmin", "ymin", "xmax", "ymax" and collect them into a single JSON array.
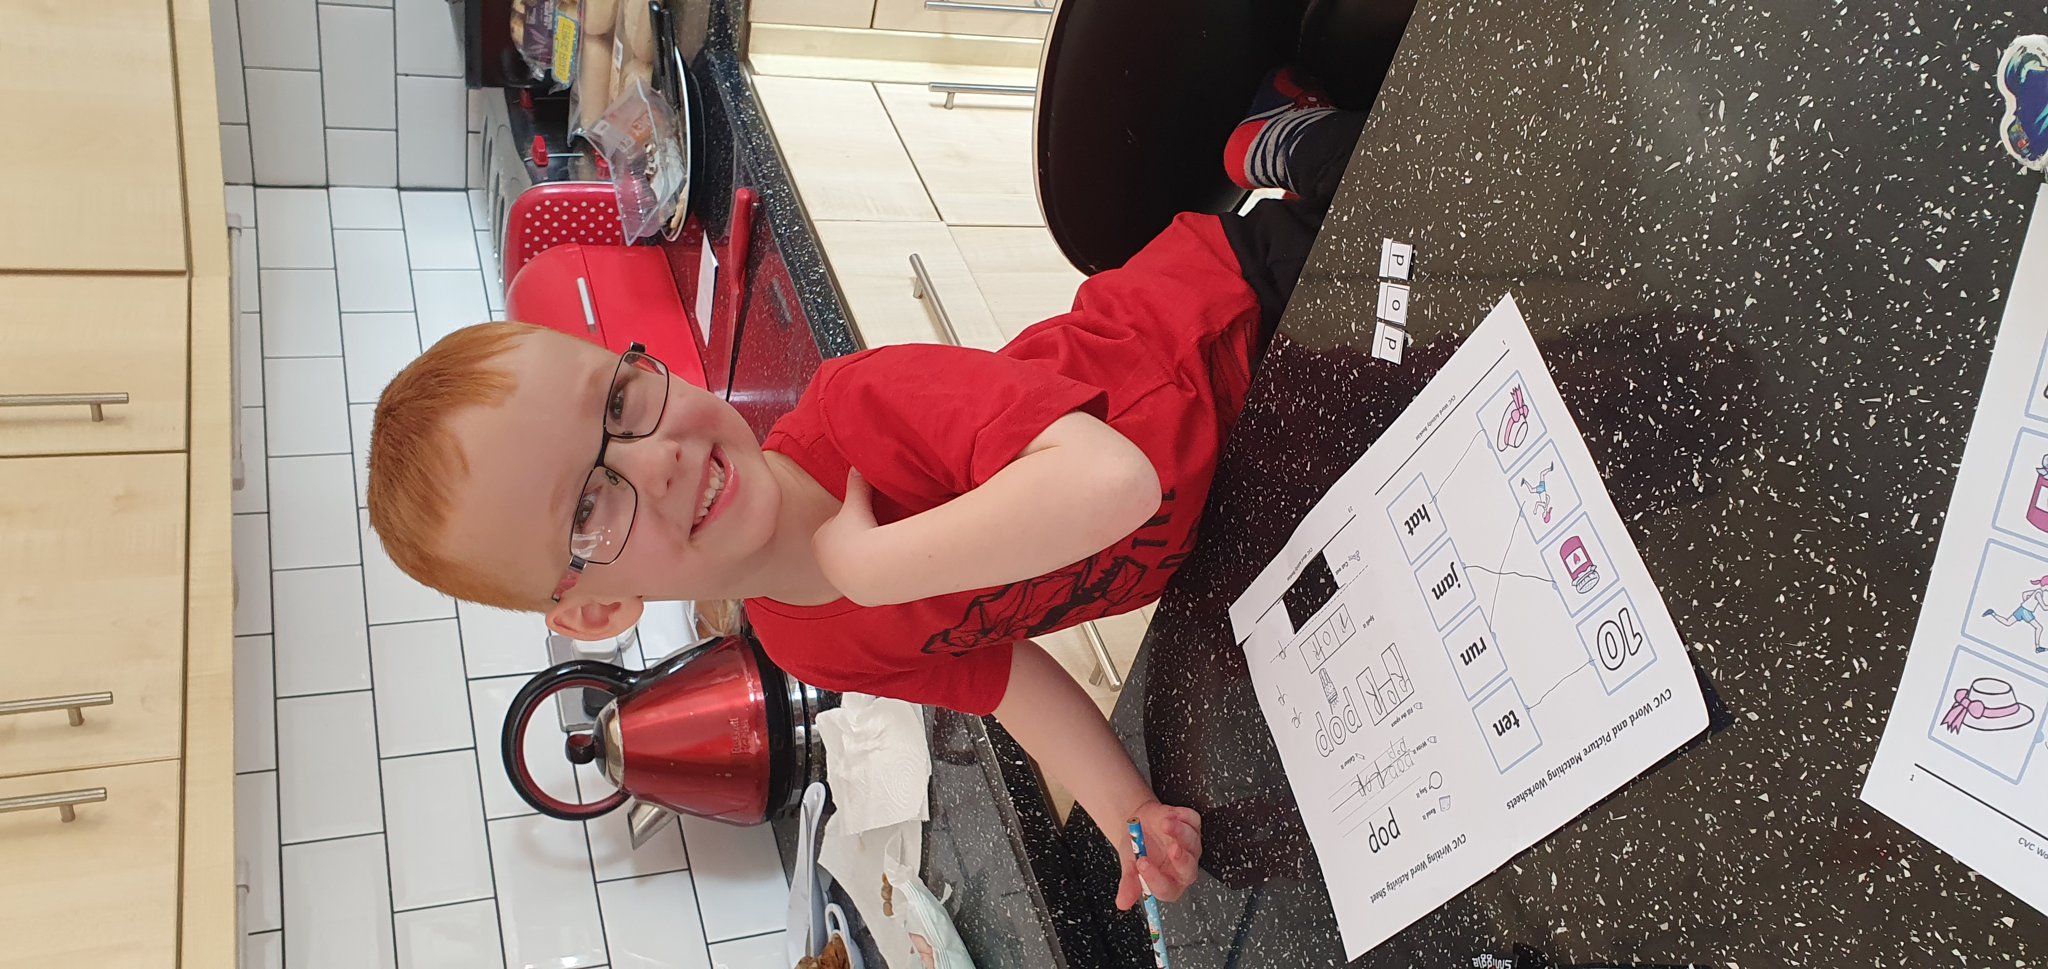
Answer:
[{"xmin": 367, "ymin": 72, "xmax": 1367, "ymax": 913}]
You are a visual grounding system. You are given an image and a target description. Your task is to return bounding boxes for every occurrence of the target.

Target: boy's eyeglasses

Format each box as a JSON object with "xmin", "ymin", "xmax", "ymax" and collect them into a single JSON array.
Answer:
[{"xmin": 551, "ymin": 344, "xmax": 671, "ymax": 603}]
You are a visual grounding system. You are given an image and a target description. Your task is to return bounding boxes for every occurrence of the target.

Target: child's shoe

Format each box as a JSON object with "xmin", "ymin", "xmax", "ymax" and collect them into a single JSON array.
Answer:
[{"xmin": 1223, "ymin": 68, "xmax": 1338, "ymax": 194}]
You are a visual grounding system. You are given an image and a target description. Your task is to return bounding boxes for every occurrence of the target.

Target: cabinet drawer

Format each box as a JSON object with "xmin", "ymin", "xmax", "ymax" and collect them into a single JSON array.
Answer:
[
  {"xmin": 0, "ymin": 1, "xmax": 186, "ymax": 272},
  {"xmin": 872, "ymin": 0, "xmax": 1051, "ymax": 40},
  {"xmin": 0, "ymin": 453, "xmax": 187, "ymax": 779},
  {"xmin": 0, "ymin": 760, "xmax": 181, "ymax": 968},
  {"xmin": 0, "ymin": 275, "xmax": 189, "ymax": 457}
]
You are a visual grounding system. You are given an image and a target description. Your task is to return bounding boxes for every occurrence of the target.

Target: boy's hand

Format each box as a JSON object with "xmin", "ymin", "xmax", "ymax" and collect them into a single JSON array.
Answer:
[
  {"xmin": 1114, "ymin": 800, "xmax": 1203, "ymax": 910},
  {"xmin": 814, "ymin": 469, "xmax": 883, "ymax": 600}
]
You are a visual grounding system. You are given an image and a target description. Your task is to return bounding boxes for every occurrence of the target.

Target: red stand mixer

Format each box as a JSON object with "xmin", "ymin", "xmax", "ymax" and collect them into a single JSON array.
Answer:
[{"xmin": 501, "ymin": 634, "xmax": 830, "ymax": 826}]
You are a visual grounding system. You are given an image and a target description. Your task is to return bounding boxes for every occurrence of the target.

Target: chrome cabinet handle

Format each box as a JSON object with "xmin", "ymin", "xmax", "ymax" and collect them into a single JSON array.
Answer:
[
  {"xmin": 927, "ymin": 82, "xmax": 1036, "ymax": 109},
  {"xmin": 1083, "ymin": 623, "xmax": 1124, "ymax": 690},
  {"xmin": 0, "ymin": 393, "xmax": 130, "ymax": 422},
  {"xmin": 0, "ymin": 692, "xmax": 114, "ymax": 727},
  {"xmin": 0, "ymin": 788, "xmax": 108, "ymax": 823},
  {"xmin": 909, "ymin": 254, "xmax": 963, "ymax": 346}
]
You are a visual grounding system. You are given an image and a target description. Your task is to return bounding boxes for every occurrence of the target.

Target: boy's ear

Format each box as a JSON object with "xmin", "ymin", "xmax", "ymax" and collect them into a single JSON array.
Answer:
[{"xmin": 545, "ymin": 596, "xmax": 645, "ymax": 642}]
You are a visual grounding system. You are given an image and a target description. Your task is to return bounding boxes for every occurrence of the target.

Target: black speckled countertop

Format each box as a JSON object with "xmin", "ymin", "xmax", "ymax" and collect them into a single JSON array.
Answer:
[{"xmin": 1068, "ymin": 0, "xmax": 2048, "ymax": 966}]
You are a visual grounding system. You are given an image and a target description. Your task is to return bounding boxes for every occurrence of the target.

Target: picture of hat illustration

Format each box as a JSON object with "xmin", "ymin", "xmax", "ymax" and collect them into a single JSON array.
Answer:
[{"xmin": 1940, "ymin": 677, "xmax": 2037, "ymax": 733}]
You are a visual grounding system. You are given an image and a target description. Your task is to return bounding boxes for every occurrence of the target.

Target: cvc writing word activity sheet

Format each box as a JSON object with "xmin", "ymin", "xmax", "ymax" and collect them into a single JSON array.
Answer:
[{"xmin": 1228, "ymin": 294, "xmax": 1710, "ymax": 958}]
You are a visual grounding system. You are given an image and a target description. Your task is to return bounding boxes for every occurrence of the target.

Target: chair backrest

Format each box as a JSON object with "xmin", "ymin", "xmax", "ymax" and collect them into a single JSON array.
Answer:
[{"xmin": 501, "ymin": 181, "xmax": 626, "ymax": 285}]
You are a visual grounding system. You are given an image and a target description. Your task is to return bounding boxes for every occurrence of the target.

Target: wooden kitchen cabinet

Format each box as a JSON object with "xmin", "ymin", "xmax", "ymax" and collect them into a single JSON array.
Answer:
[
  {"xmin": 0, "ymin": 453, "xmax": 188, "ymax": 779},
  {"xmin": 871, "ymin": 0, "xmax": 1051, "ymax": 40},
  {"xmin": 0, "ymin": 760, "xmax": 182, "ymax": 968},
  {"xmin": 752, "ymin": 0, "xmax": 877, "ymax": 28},
  {"xmin": 0, "ymin": 276, "xmax": 191, "ymax": 457},
  {"xmin": 0, "ymin": 0, "xmax": 187, "ymax": 273},
  {"xmin": 0, "ymin": 0, "xmax": 237, "ymax": 964}
]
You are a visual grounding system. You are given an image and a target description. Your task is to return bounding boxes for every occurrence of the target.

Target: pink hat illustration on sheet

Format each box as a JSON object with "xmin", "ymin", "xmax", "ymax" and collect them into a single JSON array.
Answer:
[{"xmin": 1941, "ymin": 677, "xmax": 2037, "ymax": 733}]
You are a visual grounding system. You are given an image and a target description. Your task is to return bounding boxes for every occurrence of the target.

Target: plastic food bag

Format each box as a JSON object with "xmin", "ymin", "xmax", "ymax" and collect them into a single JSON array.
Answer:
[
  {"xmin": 584, "ymin": 78, "xmax": 686, "ymax": 241},
  {"xmin": 512, "ymin": 0, "xmax": 561, "ymax": 86}
]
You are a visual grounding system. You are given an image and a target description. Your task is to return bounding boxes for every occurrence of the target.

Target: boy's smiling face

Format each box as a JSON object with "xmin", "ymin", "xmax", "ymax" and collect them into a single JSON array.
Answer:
[{"xmin": 437, "ymin": 330, "xmax": 782, "ymax": 636}]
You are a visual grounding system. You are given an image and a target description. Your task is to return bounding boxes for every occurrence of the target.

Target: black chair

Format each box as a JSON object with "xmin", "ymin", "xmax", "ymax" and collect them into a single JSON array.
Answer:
[{"xmin": 1035, "ymin": 0, "xmax": 1417, "ymax": 274}]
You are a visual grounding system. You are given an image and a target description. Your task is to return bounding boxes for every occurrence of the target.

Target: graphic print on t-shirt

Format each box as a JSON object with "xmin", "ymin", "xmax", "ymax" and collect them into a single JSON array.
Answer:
[{"xmin": 921, "ymin": 489, "xmax": 1196, "ymax": 656}]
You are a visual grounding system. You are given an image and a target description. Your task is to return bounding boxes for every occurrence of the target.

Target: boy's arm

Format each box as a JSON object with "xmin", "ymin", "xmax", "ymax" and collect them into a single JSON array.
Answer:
[
  {"xmin": 813, "ymin": 411, "xmax": 1160, "ymax": 607},
  {"xmin": 993, "ymin": 640, "xmax": 1203, "ymax": 907}
]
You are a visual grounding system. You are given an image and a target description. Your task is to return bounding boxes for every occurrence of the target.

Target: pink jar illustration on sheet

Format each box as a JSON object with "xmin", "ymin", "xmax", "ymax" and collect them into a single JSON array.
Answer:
[
  {"xmin": 2029, "ymin": 454, "xmax": 2048, "ymax": 533},
  {"xmin": 1560, "ymin": 536, "xmax": 1601, "ymax": 593}
]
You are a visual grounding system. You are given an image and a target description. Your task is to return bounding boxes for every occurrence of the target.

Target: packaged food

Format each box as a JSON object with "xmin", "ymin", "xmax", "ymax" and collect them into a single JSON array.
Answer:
[
  {"xmin": 571, "ymin": 27, "xmax": 614, "ymax": 133},
  {"xmin": 584, "ymin": 0, "xmax": 618, "ymax": 35},
  {"xmin": 622, "ymin": 0, "xmax": 656, "ymax": 63},
  {"xmin": 584, "ymin": 78, "xmax": 686, "ymax": 241},
  {"xmin": 513, "ymin": 0, "xmax": 561, "ymax": 86}
]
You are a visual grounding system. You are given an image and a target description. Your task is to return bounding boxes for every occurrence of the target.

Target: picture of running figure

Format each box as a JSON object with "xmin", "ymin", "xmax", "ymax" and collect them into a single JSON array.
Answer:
[
  {"xmin": 1521, "ymin": 462, "xmax": 1556, "ymax": 524},
  {"xmin": 1982, "ymin": 576, "xmax": 2048, "ymax": 653}
]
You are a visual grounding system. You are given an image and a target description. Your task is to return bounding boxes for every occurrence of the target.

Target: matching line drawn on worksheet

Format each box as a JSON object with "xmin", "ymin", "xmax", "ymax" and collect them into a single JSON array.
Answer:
[
  {"xmin": 1228, "ymin": 294, "xmax": 1710, "ymax": 958},
  {"xmin": 1865, "ymin": 182, "xmax": 2048, "ymax": 918}
]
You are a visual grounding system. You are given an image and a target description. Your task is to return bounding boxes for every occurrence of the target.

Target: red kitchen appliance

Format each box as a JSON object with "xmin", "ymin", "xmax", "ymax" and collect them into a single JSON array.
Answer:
[
  {"xmin": 501, "ymin": 182, "xmax": 712, "ymax": 385},
  {"xmin": 502, "ymin": 635, "xmax": 828, "ymax": 826}
]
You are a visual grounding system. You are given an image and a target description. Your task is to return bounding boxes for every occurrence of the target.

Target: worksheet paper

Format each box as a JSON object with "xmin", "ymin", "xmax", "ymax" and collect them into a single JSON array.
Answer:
[
  {"xmin": 1228, "ymin": 295, "xmax": 1710, "ymax": 958},
  {"xmin": 1863, "ymin": 181, "xmax": 2048, "ymax": 917}
]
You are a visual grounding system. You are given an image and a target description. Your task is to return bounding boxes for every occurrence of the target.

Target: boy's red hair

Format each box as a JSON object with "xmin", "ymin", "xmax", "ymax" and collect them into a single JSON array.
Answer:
[{"xmin": 366, "ymin": 322, "xmax": 541, "ymax": 612}]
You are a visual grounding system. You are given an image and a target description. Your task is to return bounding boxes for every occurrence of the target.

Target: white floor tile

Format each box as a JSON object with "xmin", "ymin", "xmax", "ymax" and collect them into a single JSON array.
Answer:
[
  {"xmin": 352, "ymin": 402, "xmax": 376, "ymax": 507},
  {"xmin": 248, "ymin": 70, "xmax": 327, "ymax": 185},
  {"xmin": 469, "ymin": 89, "xmax": 485, "ymax": 133},
  {"xmin": 707, "ymin": 932, "xmax": 787, "ymax": 969},
  {"xmin": 488, "ymin": 814, "xmax": 609, "ymax": 969},
  {"xmin": 382, "ymin": 750, "xmax": 495, "ymax": 910},
  {"xmin": 222, "ymin": 124, "xmax": 254, "ymax": 183},
  {"xmin": 362, "ymin": 508, "xmax": 459, "ymax": 623},
  {"xmin": 403, "ymin": 192, "xmax": 483, "ymax": 270},
  {"xmin": 258, "ymin": 269, "xmax": 343, "ymax": 357},
  {"xmin": 396, "ymin": 0, "xmax": 466, "ymax": 77},
  {"xmin": 333, "ymin": 187, "xmax": 405, "ymax": 229},
  {"xmin": 238, "ymin": 312, "xmax": 266, "ymax": 406},
  {"xmin": 233, "ymin": 514, "xmax": 273, "ymax": 635},
  {"xmin": 236, "ymin": 228, "xmax": 263, "ymax": 312},
  {"xmin": 681, "ymin": 815, "xmax": 789, "ymax": 942},
  {"xmin": 245, "ymin": 931, "xmax": 283, "ymax": 969},
  {"xmin": 283, "ymin": 834, "xmax": 398, "ymax": 969},
  {"xmin": 344, "ymin": 312, "xmax": 423, "ymax": 402},
  {"xmin": 320, "ymin": 5, "xmax": 396, "ymax": 128},
  {"xmin": 413, "ymin": 270, "xmax": 491, "ymax": 347},
  {"xmin": 575, "ymin": 762, "xmax": 689, "ymax": 882},
  {"xmin": 468, "ymin": 189, "xmax": 490, "ymax": 231},
  {"xmin": 255, "ymin": 188, "xmax": 335, "ymax": 269},
  {"xmin": 212, "ymin": 0, "xmax": 247, "ymax": 122},
  {"xmin": 278, "ymin": 692, "xmax": 385, "ymax": 843},
  {"xmin": 272, "ymin": 566, "xmax": 371, "ymax": 696},
  {"xmin": 371, "ymin": 620, "xmax": 472, "ymax": 757},
  {"xmin": 332, "ymin": 128, "xmax": 401, "ymax": 187},
  {"xmin": 395, "ymin": 900, "xmax": 505, "ymax": 969},
  {"xmin": 234, "ymin": 771, "xmax": 283, "ymax": 933},
  {"xmin": 456, "ymin": 602, "xmax": 551, "ymax": 678},
  {"xmin": 236, "ymin": 406, "xmax": 269, "ymax": 514},
  {"xmin": 471, "ymin": 675, "xmax": 579, "ymax": 819},
  {"xmin": 599, "ymin": 872, "xmax": 712, "ymax": 969},
  {"xmin": 240, "ymin": 0, "xmax": 319, "ymax": 69},
  {"xmin": 234, "ymin": 635, "xmax": 277, "ymax": 772},
  {"xmin": 399, "ymin": 76, "xmax": 469, "ymax": 189},
  {"xmin": 264, "ymin": 358, "xmax": 352, "ymax": 457},
  {"xmin": 478, "ymin": 231, "xmax": 505, "ymax": 311},
  {"xmin": 337, "ymin": 230, "xmax": 418, "ymax": 313},
  {"xmin": 270, "ymin": 454, "xmax": 362, "ymax": 569}
]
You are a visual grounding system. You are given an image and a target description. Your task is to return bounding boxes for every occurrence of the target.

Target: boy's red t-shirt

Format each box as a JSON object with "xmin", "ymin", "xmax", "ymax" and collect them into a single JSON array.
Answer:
[{"xmin": 744, "ymin": 214, "xmax": 1261, "ymax": 715}]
